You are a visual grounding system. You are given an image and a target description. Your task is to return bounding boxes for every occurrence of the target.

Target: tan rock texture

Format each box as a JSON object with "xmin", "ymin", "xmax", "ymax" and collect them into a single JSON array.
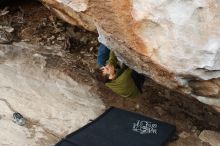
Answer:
[
  {"xmin": 199, "ymin": 130, "xmax": 220, "ymax": 146},
  {"xmin": 41, "ymin": 0, "xmax": 220, "ymax": 110}
]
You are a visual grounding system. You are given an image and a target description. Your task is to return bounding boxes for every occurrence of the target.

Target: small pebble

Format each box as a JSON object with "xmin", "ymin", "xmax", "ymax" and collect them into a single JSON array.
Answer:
[
  {"xmin": 179, "ymin": 131, "xmax": 190, "ymax": 139},
  {"xmin": 135, "ymin": 104, "xmax": 140, "ymax": 110},
  {"xmin": 89, "ymin": 47, "xmax": 94, "ymax": 52}
]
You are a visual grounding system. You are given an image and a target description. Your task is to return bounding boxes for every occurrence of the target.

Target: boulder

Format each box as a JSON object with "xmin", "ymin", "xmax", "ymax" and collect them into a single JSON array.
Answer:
[
  {"xmin": 40, "ymin": 0, "xmax": 220, "ymax": 110},
  {"xmin": 0, "ymin": 42, "xmax": 105, "ymax": 145}
]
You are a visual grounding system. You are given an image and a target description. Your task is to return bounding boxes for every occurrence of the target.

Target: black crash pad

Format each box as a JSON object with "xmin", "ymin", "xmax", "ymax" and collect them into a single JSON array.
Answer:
[{"xmin": 56, "ymin": 107, "xmax": 176, "ymax": 146}]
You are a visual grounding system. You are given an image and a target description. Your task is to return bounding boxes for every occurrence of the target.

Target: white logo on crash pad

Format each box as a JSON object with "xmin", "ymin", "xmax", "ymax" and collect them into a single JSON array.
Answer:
[{"xmin": 133, "ymin": 120, "xmax": 158, "ymax": 134}]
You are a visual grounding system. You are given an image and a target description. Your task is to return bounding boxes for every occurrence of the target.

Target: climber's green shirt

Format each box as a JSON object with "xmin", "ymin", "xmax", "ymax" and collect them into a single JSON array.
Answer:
[{"xmin": 105, "ymin": 51, "xmax": 140, "ymax": 98}]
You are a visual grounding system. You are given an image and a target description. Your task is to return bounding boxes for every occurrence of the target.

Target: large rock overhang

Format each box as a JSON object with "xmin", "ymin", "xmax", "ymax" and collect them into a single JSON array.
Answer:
[{"xmin": 40, "ymin": 0, "xmax": 220, "ymax": 111}]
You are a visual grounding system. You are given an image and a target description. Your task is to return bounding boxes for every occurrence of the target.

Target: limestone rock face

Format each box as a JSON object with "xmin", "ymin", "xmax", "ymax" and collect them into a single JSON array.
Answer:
[{"xmin": 41, "ymin": 0, "xmax": 220, "ymax": 110}]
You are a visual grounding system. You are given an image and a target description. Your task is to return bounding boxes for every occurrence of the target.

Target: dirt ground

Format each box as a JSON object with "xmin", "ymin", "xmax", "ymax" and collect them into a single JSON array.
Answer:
[{"xmin": 0, "ymin": 1, "xmax": 220, "ymax": 146}]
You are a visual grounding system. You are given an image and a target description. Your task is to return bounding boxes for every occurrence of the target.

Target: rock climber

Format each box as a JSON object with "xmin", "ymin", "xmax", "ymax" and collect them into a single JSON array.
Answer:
[{"xmin": 96, "ymin": 43, "xmax": 145, "ymax": 98}]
